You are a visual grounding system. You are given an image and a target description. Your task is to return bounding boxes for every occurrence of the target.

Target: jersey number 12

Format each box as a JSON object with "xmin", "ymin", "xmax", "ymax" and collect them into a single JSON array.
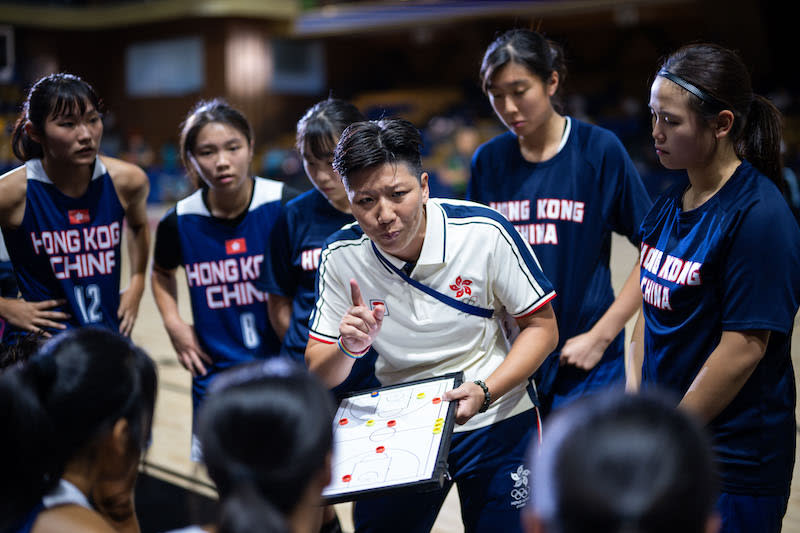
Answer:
[{"xmin": 74, "ymin": 284, "xmax": 102, "ymax": 324}]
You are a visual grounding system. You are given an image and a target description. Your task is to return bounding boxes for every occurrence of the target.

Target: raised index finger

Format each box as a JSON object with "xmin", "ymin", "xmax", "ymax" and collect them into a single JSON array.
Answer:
[{"xmin": 350, "ymin": 278, "xmax": 365, "ymax": 307}]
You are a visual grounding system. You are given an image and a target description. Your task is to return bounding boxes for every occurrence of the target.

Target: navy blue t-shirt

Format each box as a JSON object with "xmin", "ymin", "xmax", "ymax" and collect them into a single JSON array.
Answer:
[
  {"xmin": 640, "ymin": 160, "xmax": 800, "ymax": 496},
  {"xmin": 256, "ymin": 188, "xmax": 379, "ymax": 396},
  {"xmin": 468, "ymin": 118, "xmax": 652, "ymax": 410},
  {"xmin": 154, "ymin": 177, "xmax": 287, "ymax": 409}
]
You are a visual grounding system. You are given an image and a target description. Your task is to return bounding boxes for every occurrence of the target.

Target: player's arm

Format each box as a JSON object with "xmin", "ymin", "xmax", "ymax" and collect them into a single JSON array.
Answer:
[
  {"xmin": 0, "ymin": 167, "xmax": 71, "ymax": 334},
  {"xmin": 104, "ymin": 156, "xmax": 151, "ymax": 336},
  {"xmin": 679, "ymin": 330, "xmax": 768, "ymax": 424},
  {"xmin": 445, "ymin": 302, "xmax": 558, "ymax": 424},
  {"xmin": 560, "ymin": 260, "xmax": 641, "ymax": 370},
  {"xmin": 150, "ymin": 212, "xmax": 211, "ymax": 377},
  {"xmin": 0, "ymin": 166, "xmax": 27, "ymax": 228},
  {"xmin": 267, "ymin": 294, "xmax": 292, "ymax": 341},
  {"xmin": 625, "ymin": 310, "xmax": 644, "ymax": 392},
  {"xmin": 306, "ymin": 279, "xmax": 383, "ymax": 388},
  {"xmin": 151, "ymin": 264, "xmax": 212, "ymax": 377}
]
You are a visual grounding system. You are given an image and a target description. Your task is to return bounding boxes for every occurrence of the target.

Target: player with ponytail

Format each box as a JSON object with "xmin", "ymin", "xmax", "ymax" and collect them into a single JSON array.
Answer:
[
  {"xmin": 632, "ymin": 43, "xmax": 800, "ymax": 533},
  {"xmin": 170, "ymin": 358, "xmax": 335, "ymax": 533},
  {"xmin": 0, "ymin": 327, "xmax": 157, "ymax": 533}
]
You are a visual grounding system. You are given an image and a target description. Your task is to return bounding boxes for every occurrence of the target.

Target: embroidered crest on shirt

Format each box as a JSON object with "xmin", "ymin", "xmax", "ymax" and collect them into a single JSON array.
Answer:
[
  {"xmin": 369, "ymin": 299, "xmax": 388, "ymax": 316},
  {"xmin": 509, "ymin": 464, "xmax": 530, "ymax": 509},
  {"xmin": 449, "ymin": 276, "xmax": 472, "ymax": 298}
]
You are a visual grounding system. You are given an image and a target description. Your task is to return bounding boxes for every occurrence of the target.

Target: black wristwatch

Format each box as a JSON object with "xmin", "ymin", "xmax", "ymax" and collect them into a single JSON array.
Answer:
[{"xmin": 473, "ymin": 380, "xmax": 491, "ymax": 413}]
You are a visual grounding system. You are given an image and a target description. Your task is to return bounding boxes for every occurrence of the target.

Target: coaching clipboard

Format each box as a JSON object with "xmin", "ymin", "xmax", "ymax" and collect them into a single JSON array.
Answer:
[{"xmin": 321, "ymin": 372, "xmax": 463, "ymax": 504}]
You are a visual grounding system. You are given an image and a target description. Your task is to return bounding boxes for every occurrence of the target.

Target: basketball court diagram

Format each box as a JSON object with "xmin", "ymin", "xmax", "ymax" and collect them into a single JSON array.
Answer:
[{"xmin": 322, "ymin": 374, "xmax": 459, "ymax": 501}]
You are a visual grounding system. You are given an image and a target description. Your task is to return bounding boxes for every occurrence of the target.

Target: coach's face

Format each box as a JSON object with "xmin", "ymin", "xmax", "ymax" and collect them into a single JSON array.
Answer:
[{"xmin": 345, "ymin": 162, "xmax": 429, "ymax": 263}]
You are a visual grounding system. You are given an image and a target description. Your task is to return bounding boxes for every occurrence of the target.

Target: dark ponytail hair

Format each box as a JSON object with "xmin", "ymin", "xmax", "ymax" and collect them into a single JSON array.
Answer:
[
  {"xmin": 0, "ymin": 327, "xmax": 157, "ymax": 530},
  {"xmin": 531, "ymin": 390, "xmax": 717, "ymax": 533},
  {"xmin": 198, "ymin": 358, "xmax": 336, "ymax": 533},
  {"xmin": 11, "ymin": 73, "xmax": 103, "ymax": 162},
  {"xmin": 296, "ymin": 98, "xmax": 366, "ymax": 160},
  {"xmin": 179, "ymin": 98, "xmax": 254, "ymax": 189},
  {"xmin": 480, "ymin": 29, "xmax": 567, "ymax": 112},
  {"xmin": 658, "ymin": 43, "xmax": 784, "ymax": 190}
]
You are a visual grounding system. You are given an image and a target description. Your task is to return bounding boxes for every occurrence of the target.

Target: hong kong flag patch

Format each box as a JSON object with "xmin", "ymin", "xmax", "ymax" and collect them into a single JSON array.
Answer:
[
  {"xmin": 68, "ymin": 209, "xmax": 90, "ymax": 225},
  {"xmin": 225, "ymin": 238, "xmax": 247, "ymax": 255}
]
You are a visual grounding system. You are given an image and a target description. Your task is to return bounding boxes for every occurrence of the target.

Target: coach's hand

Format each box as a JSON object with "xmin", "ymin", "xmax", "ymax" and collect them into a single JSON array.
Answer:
[
  {"xmin": 339, "ymin": 279, "xmax": 384, "ymax": 354},
  {"xmin": 0, "ymin": 297, "xmax": 69, "ymax": 336},
  {"xmin": 444, "ymin": 382, "xmax": 485, "ymax": 425},
  {"xmin": 165, "ymin": 317, "xmax": 212, "ymax": 377}
]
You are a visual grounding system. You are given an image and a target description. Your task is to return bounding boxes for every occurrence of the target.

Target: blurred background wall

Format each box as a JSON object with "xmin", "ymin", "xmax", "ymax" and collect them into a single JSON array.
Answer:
[{"xmin": 0, "ymin": 0, "xmax": 797, "ymax": 205}]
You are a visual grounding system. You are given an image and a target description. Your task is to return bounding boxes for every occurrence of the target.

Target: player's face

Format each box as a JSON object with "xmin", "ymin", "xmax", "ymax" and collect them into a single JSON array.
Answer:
[
  {"xmin": 190, "ymin": 122, "xmax": 253, "ymax": 192},
  {"xmin": 302, "ymin": 148, "xmax": 350, "ymax": 213},
  {"xmin": 487, "ymin": 62, "xmax": 558, "ymax": 139},
  {"xmin": 37, "ymin": 102, "xmax": 103, "ymax": 167},
  {"xmin": 345, "ymin": 163, "xmax": 429, "ymax": 263},
  {"xmin": 649, "ymin": 76, "xmax": 716, "ymax": 172}
]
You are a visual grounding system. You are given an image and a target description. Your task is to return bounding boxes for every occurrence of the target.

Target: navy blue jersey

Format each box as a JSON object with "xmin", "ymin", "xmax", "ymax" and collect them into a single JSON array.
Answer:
[
  {"xmin": 1, "ymin": 158, "xmax": 123, "ymax": 331},
  {"xmin": 639, "ymin": 160, "xmax": 800, "ymax": 496},
  {"xmin": 154, "ymin": 177, "xmax": 286, "ymax": 407},
  {"xmin": 468, "ymin": 118, "xmax": 652, "ymax": 407},
  {"xmin": 256, "ymin": 188, "xmax": 379, "ymax": 396},
  {"xmin": 256, "ymin": 189, "xmax": 353, "ymax": 361}
]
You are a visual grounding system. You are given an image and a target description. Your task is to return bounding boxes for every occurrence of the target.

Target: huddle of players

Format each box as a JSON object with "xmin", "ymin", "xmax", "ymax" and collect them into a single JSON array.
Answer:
[{"xmin": 0, "ymin": 26, "xmax": 798, "ymax": 533}]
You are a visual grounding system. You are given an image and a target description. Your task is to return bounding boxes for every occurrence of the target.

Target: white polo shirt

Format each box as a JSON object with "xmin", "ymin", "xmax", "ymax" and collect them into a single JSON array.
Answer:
[{"xmin": 309, "ymin": 198, "xmax": 556, "ymax": 431}]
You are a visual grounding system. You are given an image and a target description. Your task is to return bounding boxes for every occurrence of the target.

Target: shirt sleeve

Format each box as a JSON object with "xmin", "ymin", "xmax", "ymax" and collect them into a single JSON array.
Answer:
[
  {"xmin": 721, "ymin": 198, "xmax": 800, "ymax": 334},
  {"xmin": 307, "ymin": 243, "xmax": 351, "ymax": 343},
  {"xmin": 255, "ymin": 206, "xmax": 296, "ymax": 296},
  {"xmin": 600, "ymin": 131, "xmax": 653, "ymax": 245},
  {"xmin": 489, "ymin": 214, "xmax": 557, "ymax": 318},
  {"xmin": 153, "ymin": 208, "xmax": 182, "ymax": 271}
]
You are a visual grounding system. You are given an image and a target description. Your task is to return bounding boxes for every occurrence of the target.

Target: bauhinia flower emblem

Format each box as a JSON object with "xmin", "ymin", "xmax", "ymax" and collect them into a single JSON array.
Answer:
[{"xmin": 449, "ymin": 276, "xmax": 473, "ymax": 298}]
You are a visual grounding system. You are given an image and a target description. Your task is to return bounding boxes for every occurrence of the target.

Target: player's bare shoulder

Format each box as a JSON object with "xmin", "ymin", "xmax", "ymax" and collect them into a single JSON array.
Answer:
[
  {"xmin": 0, "ymin": 165, "xmax": 28, "ymax": 228},
  {"xmin": 101, "ymin": 155, "xmax": 150, "ymax": 209}
]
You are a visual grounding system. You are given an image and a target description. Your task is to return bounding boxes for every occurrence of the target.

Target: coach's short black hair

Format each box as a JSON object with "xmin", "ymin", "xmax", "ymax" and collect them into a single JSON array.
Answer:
[{"xmin": 332, "ymin": 118, "xmax": 423, "ymax": 185}]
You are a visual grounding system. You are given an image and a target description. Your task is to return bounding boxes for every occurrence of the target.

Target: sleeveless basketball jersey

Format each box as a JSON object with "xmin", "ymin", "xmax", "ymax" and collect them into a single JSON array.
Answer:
[
  {"xmin": 1, "ymin": 158, "xmax": 124, "ymax": 332},
  {"xmin": 173, "ymin": 177, "xmax": 283, "ymax": 406}
]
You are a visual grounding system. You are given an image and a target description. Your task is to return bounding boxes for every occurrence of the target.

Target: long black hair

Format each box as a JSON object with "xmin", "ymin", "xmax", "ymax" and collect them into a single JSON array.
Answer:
[
  {"xmin": 531, "ymin": 390, "xmax": 717, "ymax": 533},
  {"xmin": 657, "ymin": 43, "xmax": 784, "ymax": 191},
  {"xmin": 0, "ymin": 327, "xmax": 157, "ymax": 530},
  {"xmin": 11, "ymin": 73, "xmax": 104, "ymax": 162},
  {"xmin": 198, "ymin": 358, "xmax": 336, "ymax": 533}
]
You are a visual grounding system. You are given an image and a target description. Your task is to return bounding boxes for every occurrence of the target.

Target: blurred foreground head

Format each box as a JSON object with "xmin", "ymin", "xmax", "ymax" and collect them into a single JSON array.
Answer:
[{"xmin": 527, "ymin": 390, "xmax": 719, "ymax": 533}]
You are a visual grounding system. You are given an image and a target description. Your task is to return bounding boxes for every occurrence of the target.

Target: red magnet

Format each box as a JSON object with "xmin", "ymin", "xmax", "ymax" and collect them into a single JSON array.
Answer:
[
  {"xmin": 376, "ymin": 446, "xmax": 385, "ymax": 453},
  {"xmin": 432, "ymin": 397, "xmax": 442, "ymax": 404},
  {"xmin": 339, "ymin": 418, "xmax": 349, "ymax": 425},
  {"xmin": 342, "ymin": 475, "xmax": 352, "ymax": 482},
  {"xmin": 387, "ymin": 420, "xmax": 396, "ymax": 427}
]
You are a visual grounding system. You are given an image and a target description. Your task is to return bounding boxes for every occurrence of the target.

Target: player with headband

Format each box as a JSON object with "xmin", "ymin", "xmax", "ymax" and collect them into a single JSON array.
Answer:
[{"xmin": 631, "ymin": 43, "xmax": 800, "ymax": 533}]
